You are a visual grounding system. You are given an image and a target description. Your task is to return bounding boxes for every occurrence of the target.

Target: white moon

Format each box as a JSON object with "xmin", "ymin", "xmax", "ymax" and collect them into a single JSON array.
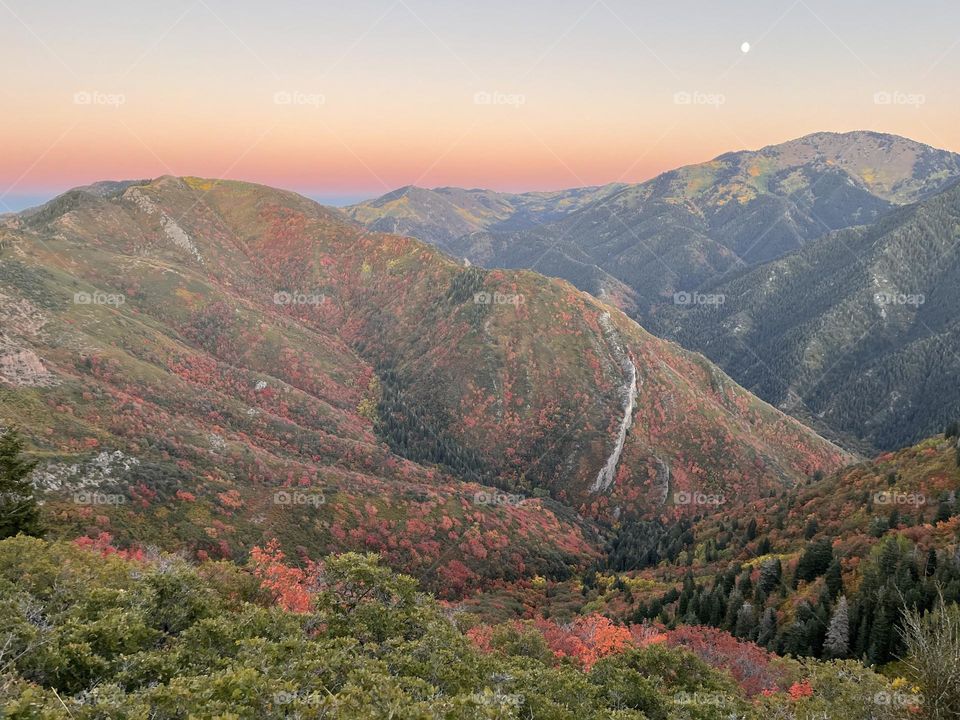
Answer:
[{"xmin": 741, "ymin": 42, "xmax": 751, "ymax": 53}]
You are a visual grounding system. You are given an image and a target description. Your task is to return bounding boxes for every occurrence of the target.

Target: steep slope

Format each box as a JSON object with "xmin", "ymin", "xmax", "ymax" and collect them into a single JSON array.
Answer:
[
  {"xmin": 0, "ymin": 177, "xmax": 844, "ymax": 590},
  {"xmin": 624, "ymin": 432, "xmax": 960, "ymax": 664},
  {"xmin": 352, "ymin": 132, "xmax": 960, "ymax": 322},
  {"xmin": 0, "ymin": 181, "xmax": 600, "ymax": 594},
  {"xmin": 464, "ymin": 432, "xmax": 960, "ymax": 667},
  {"xmin": 665, "ymin": 180, "xmax": 960, "ymax": 451}
]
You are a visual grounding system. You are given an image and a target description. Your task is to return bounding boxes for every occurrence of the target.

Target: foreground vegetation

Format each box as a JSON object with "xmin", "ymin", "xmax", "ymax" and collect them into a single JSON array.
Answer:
[{"xmin": 2, "ymin": 536, "xmax": 957, "ymax": 719}]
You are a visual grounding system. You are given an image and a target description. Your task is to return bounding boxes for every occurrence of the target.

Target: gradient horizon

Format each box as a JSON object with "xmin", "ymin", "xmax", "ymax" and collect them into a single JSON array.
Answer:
[{"xmin": 2, "ymin": 0, "xmax": 958, "ymax": 211}]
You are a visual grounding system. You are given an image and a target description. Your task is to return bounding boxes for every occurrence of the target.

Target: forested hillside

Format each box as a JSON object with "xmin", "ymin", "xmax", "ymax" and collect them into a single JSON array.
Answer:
[{"xmin": 666, "ymin": 180, "xmax": 960, "ymax": 450}]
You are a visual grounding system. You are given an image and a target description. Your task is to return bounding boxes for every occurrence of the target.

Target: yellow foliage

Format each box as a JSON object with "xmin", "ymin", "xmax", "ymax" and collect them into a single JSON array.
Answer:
[{"xmin": 184, "ymin": 177, "xmax": 216, "ymax": 192}]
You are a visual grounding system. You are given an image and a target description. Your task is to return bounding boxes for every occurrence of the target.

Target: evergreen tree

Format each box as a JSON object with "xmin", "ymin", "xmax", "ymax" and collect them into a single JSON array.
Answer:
[
  {"xmin": 825, "ymin": 559, "xmax": 843, "ymax": 598},
  {"xmin": 0, "ymin": 429, "xmax": 42, "ymax": 539},
  {"xmin": 758, "ymin": 557, "xmax": 782, "ymax": 594},
  {"xmin": 795, "ymin": 540, "xmax": 833, "ymax": 584},
  {"xmin": 724, "ymin": 590, "xmax": 744, "ymax": 631},
  {"xmin": 936, "ymin": 501, "xmax": 952, "ymax": 524},
  {"xmin": 734, "ymin": 601, "xmax": 757, "ymax": 640},
  {"xmin": 823, "ymin": 595, "xmax": 850, "ymax": 658},
  {"xmin": 757, "ymin": 607, "xmax": 778, "ymax": 649}
]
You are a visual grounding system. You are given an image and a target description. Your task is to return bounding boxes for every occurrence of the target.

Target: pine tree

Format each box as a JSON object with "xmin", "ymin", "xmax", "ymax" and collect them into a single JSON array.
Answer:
[
  {"xmin": 825, "ymin": 559, "xmax": 843, "ymax": 598},
  {"xmin": 0, "ymin": 429, "xmax": 42, "ymax": 539},
  {"xmin": 758, "ymin": 557, "xmax": 782, "ymax": 594},
  {"xmin": 757, "ymin": 607, "xmax": 778, "ymax": 648},
  {"xmin": 734, "ymin": 601, "xmax": 757, "ymax": 641},
  {"xmin": 936, "ymin": 501, "xmax": 952, "ymax": 523},
  {"xmin": 795, "ymin": 540, "xmax": 833, "ymax": 584},
  {"xmin": 724, "ymin": 590, "xmax": 744, "ymax": 630},
  {"xmin": 823, "ymin": 595, "xmax": 850, "ymax": 658}
]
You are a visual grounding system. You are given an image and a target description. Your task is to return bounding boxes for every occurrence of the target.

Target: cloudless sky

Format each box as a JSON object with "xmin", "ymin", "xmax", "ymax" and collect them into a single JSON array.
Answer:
[{"xmin": 1, "ymin": 0, "xmax": 958, "ymax": 210}]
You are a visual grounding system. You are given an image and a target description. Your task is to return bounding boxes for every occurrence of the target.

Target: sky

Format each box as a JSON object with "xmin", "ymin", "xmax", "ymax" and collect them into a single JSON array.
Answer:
[{"xmin": 1, "ymin": 0, "xmax": 958, "ymax": 210}]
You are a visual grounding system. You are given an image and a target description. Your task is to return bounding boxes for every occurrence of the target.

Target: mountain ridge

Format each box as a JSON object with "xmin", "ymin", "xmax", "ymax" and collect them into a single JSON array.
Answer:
[{"xmin": 0, "ymin": 175, "xmax": 845, "ymax": 593}]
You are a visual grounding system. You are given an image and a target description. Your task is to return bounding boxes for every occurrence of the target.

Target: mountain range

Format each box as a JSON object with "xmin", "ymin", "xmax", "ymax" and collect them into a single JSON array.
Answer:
[
  {"xmin": 666, "ymin": 180, "xmax": 960, "ymax": 451},
  {"xmin": 348, "ymin": 131, "xmax": 960, "ymax": 451},
  {"xmin": 0, "ymin": 174, "xmax": 842, "ymax": 594}
]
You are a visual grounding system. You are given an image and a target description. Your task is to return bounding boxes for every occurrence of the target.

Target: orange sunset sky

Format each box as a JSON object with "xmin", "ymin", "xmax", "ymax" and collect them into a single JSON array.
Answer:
[{"xmin": 1, "ymin": 0, "xmax": 958, "ymax": 209}]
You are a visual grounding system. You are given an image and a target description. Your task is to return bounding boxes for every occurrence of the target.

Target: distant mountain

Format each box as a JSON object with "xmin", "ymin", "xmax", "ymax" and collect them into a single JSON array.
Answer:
[
  {"xmin": 0, "ymin": 176, "xmax": 844, "ymax": 592},
  {"xmin": 350, "ymin": 132, "xmax": 960, "ymax": 319},
  {"xmin": 346, "ymin": 183, "xmax": 625, "ymax": 249},
  {"xmin": 665, "ymin": 179, "xmax": 960, "ymax": 451}
]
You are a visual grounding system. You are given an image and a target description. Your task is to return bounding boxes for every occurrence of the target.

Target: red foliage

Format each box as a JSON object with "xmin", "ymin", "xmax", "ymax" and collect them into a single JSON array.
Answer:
[
  {"xmin": 250, "ymin": 539, "xmax": 315, "ymax": 612},
  {"xmin": 536, "ymin": 614, "xmax": 635, "ymax": 670},
  {"xmin": 664, "ymin": 625, "xmax": 781, "ymax": 696},
  {"xmin": 73, "ymin": 532, "xmax": 145, "ymax": 562}
]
